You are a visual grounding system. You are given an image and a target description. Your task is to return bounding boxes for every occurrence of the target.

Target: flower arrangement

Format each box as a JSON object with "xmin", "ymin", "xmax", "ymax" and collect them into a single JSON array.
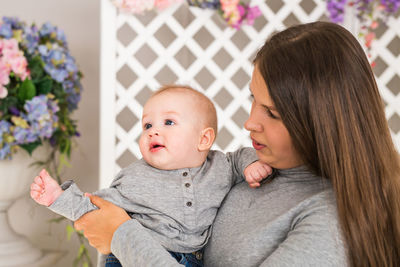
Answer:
[
  {"xmin": 0, "ymin": 16, "xmax": 90, "ymax": 267},
  {"xmin": 112, "ymin": 0, "xmax": 261, "ymax": 29},
  {"xmin": 326, "ymin": 0, "xmax": 400, "ymax": 63},
  {"xmin": 113, "ymin": 0, "xmax": 184, "ymax": 14},
  {"xmin": 187, "ymin": 0, "xmax": 261, "ymax": 29},
  {"xmin": 0, "ymin": 17, "xmax": 82, "ymax": 162}
]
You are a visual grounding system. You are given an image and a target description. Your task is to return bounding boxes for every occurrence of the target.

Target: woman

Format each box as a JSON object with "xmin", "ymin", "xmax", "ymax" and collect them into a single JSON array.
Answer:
[{"xmin": 75, "ymin": 21, "xmax": 400, "ymax": 266}]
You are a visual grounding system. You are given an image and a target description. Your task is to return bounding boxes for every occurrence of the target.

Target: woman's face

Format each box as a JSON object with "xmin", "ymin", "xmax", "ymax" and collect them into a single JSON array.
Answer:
[{"xmin": 245, "ymin": 66, "xmax": 303, "ymax": 169}]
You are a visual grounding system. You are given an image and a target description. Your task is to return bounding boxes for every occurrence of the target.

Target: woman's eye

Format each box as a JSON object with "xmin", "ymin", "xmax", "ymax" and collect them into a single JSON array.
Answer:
[
  {"xmin": 266, "ymin": 109, "xmax": 278, "ymax": 119},
  {"xmin": 144, "ymin": 123, "xmax": 152, "ymax": 129},
  {"xmin": 165, "ymin": 119, "xmax": 175, "ymax": 126}
]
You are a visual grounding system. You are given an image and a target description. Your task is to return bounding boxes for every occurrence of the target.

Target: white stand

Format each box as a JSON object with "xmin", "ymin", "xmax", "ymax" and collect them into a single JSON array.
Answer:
[
  {"xmin": 0, "ymin": 148, "xmax": 63, "ymax": 266},
  {"xmin": 0, "ymin": 200, "xmax": 43, "ymax": 266}
]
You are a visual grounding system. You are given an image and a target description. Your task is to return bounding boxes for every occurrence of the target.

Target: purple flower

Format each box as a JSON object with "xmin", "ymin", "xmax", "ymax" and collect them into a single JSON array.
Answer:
[
  {"xmin": 8, "ymin": 106, "xmax": 20, "ymax": 116},
  {"xmin": 380, "ymin": 0, "xmax": 400, "ymax": 13},
  {"xmin": 187, "ymin": 0, "xmax": 220, "ymax": 9},
  {"xmin": 327, "ymin": 0, "xmax": 348, "ymax": 23},
  {"xmin": 245, "ymin": 6, "xmax": 262, "ymax": 25}
]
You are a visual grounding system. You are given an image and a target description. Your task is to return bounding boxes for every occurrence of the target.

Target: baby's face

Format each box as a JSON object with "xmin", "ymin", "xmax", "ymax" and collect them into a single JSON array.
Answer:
[{"xmin": 139, "ymin": 90, "xmax": 205, "ymax": 170}]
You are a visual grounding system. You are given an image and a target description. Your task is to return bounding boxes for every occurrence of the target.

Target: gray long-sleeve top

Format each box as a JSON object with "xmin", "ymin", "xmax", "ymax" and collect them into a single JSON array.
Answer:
[
  {"xmin": 49, "ymin": 148, "xmax": 257, "ymax": 254},
  {"xmin": 107, "ymin": 166, "xmax": 348, "ymax": 267}
]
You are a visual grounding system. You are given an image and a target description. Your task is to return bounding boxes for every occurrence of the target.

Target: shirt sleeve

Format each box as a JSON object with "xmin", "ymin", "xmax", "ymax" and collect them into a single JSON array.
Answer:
[
  {"xmin": 258, "ymin": 200, "xmax": 347, "ymax": 267},
  {"xmin": 226, "ymin": 147, "xmax": 258, "ymax": 184},
  {"xmin": 48, "ymin": 172, "xmax": 126, "ymax": 221},
  {"xmin": 111, "ymin": 219, "xmax": 185, "ymax": 267}
]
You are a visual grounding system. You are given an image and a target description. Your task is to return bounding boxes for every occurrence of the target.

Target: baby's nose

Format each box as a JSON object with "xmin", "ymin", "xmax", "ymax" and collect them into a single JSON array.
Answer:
[{"xmin": 149, "ymin": 131, "xmax": 159, "ymax": 137}]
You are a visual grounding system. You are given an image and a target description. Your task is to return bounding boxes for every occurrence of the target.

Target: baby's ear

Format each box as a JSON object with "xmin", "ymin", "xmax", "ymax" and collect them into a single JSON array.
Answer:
[{"xmin": 198, "ymin": 127, "xmax": 215, "ymax": 151}]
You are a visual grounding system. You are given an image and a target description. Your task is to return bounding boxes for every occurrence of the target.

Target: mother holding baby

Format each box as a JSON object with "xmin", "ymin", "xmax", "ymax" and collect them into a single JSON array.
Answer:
[{"xmin": 75, "ymin": 21, "xmax": 400, "ymax": 267}]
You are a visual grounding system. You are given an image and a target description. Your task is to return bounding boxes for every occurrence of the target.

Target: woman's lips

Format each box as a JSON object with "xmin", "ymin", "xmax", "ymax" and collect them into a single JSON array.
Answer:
[{"xmin": 252, "ymin": 139, "xmax": 266, "ymax": 150}]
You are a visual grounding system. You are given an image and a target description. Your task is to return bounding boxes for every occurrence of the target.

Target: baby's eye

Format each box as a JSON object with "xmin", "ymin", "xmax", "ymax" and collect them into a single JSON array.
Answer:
[
  {"xmin": 144, "ymin": 123, "xmax": 152, "ymax": 130},
  {"xmin": 165, "ymin": 119, "xmax": 175, "ymax": 126}
]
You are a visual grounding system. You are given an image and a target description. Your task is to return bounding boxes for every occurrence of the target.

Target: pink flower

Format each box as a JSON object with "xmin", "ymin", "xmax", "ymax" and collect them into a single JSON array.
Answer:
[
  {"xmin": 365, "ymin": 32, "xmax": 376, "ymax": 48},
  {"xmin": 0, "ymin": 63, "xmax": 10, "ymax": 85},
  {"xmin": 10, "ymin": 57, "xmax": 30, "ymax": 80},
  {"xmin": 0, "ymin": 85, "xmax": 8, "ymax": 99},
  {"xmin": 370, "ymin": 21, "xmax": 379, "ymax": 29},
  {"xmin": 220, "ymin": 0, "xmax": 240, "ymax": 15},
  {"xmin": 224, "ymin": 8, "xmax": 241, "ymax": 27},
  {"xmin": 113, "ymin": 0, "xmax": 155, "ymax": 14},
  {"xmin": 245, "ymin": 6, "xmax": 261, "ymax": 25},
  {"xmin": 154, "ymin": 0, "xmax": 183, "ymax": 10},
  {"xmin": 0, "ymin": 38, "xmax": 30, "ymax": 82}
]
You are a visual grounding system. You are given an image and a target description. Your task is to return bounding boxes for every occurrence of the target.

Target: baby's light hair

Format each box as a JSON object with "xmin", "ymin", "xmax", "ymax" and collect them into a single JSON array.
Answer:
[{"xmin": 152, "ymin": 85, "xmax": 218, "ymax": 138}]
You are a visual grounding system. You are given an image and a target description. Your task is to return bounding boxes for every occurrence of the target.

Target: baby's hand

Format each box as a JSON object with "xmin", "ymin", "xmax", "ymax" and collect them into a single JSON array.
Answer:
[
  {"xmin": 30, "ymin": 169, "xmax": 63, "ymax": 206},
  {"xmin": 244, "ymin": 161, "xmax": 272, "ymax": 188}
]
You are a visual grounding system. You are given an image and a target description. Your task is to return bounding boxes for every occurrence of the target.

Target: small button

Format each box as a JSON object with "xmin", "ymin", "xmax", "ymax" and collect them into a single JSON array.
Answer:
[
  {"xmin": 185, "ymin": 183, "xmax": 191, "ymax": 188},
  {"xmin": 183, "ymin": 172, "xmax": 188, "ymax": 177},
  {"xmin": 195, "ymin": 251, "xmax": 203, "ymax": 260},
  {"xmin": 186, "ymin": 201, "xmax": 192, "ymax": 207}
]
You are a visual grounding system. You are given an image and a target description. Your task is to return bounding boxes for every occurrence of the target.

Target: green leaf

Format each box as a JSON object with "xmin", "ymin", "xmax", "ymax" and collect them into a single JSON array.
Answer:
[
  {"xmin": 57, "ymin": 153, "xmax": 71, "ymax": 174},
  {"xmin": 17, "ymin": 79, "xmax": 36, "ymax": 102},
  {"xmin": 48, "ymin": 216, "xmax": 66, "ymax": 223},
  {"xmin": 28, "ymin": 56, "xmax": 44, "ymax": 81},
  {"xmin": 66, "ymin": 224, "xmax": 75, "ymax": 241},
  {"xmin": 36, "ymin": 77, "xmax": 53, "ymax": 95},
  {"xmin": 20, "ymin": 141, "xmax": 42, "ymax": 155},
  {"xmin": 82, "ymin": 262, "xmax": 89, "ymax": 267},
  {"xmin": 78, "ymin": 244, "xmax": 86, "ymax": 258}
]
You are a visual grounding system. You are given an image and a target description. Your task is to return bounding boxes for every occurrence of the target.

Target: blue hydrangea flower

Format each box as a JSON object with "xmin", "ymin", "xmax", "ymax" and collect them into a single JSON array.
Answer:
[
  {"xmin": 0, "ymin": 23, "xmax": 13, "ymax": 38},
  {"xmin": 39, "ymin": 22, "xmax": 56, "ymax": 36},
  {"xmin": 2, "ymin": 17, "xmax": 24, "ymax": 29},
  {"xmin": 23, "ymin": 25, "xmax": 39, "ymax": 54},
  {"xmin": 0, "ymin": 17, "xmax": 82, "ymax": 160},
  {"xmin": 38, "ymin": 44, "xmax": 49, "ymax": 56},
  {"xmin": 13, "ymin": 126, "xmax": 37, "ymax": 144},
  {"xmin": 0, "ymin": 120, "xmax": 11, "ymax": 144},
  {"xmin": 24, "ymin": 95, "xmax": 49, "ymax": 122},
  {"xmin": 0, "ymin": 120, "xmax": 13, "ymax": 159},
  {"xmin": 0, "ymin": 143, "xmax": 12, "ymax": 159}
]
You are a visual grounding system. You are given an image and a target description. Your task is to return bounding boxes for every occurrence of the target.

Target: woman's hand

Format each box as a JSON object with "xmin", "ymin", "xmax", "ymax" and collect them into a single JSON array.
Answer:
[{"xmin": 74, "ymin": 194, "xmax": 131, "ymax": 254}]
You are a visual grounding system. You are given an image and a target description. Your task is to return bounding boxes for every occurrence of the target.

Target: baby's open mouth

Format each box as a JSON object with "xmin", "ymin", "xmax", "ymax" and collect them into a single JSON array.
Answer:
[{"xmin": 150, "ymin": 143, "xmax": 165, "ymax": 152}]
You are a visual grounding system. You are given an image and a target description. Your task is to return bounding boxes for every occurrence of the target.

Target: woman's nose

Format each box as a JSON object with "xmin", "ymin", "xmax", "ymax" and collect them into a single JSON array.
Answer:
[{"xmin": 244, "ymin": 113, "xmax": 262, "ymax": 132}]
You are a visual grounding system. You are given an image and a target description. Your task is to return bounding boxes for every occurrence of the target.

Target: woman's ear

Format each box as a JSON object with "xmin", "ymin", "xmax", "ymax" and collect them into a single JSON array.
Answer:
[{"xmin": 198, "ymin": 127, "xmax": 215, "ymax": 151}]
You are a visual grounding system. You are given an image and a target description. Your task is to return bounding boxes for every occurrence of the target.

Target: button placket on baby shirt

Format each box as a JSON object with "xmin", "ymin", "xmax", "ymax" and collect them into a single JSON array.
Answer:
[{"xmin": 181, "ymin": 169, "xmax": 195, "ymax": 227}]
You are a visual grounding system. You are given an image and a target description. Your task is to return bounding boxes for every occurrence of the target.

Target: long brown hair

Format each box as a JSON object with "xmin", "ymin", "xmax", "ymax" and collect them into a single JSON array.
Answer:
[{"xmin": 254, "ymin": 21, "xmax": 400, "ymax": 267}]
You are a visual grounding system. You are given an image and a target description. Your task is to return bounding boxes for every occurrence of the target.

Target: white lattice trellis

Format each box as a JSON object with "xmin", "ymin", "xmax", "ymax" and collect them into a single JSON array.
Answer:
[{"xmin": 100, "ymin": 0, "xmax": 400, "ymax": 188}]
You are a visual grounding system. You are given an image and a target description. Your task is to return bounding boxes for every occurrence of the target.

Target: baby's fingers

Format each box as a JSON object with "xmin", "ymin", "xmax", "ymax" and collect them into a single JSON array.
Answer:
[
  {"xmin": 249, "ymin": 182, "xmax": 261, "ymax": 188},
  {"xmin": 30, "ymin": 182, "xmax": 43, "ymax": 192},
  {"xmin": 30, "ymin": 184, "xmax": 43, "ymax": 201},
  {"xmin": 34, "ymin": 175, "xmax": 44, "ymax": 186},
  {"xmin": 262, "ymin": 164, "xmax": 273, "ymax": 174}
]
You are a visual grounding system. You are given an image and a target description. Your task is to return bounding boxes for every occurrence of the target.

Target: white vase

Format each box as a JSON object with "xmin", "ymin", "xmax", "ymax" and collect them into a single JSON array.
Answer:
[{"xmin": 0, "ymin": 146, "xmax": 48, "ymax": 266}]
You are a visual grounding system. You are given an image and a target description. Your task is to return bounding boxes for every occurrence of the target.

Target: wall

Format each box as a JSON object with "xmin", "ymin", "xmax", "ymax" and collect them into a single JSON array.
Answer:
[{"xmin": 1, "ymin": 0, "xmax": 100, "ymax": 266}]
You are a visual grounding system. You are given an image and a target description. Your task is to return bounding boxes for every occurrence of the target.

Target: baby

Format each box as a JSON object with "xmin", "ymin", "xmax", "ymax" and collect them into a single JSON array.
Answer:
[{"xmin": 30, "ymin": 85, "xmax": 272, "ymax": 267}]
